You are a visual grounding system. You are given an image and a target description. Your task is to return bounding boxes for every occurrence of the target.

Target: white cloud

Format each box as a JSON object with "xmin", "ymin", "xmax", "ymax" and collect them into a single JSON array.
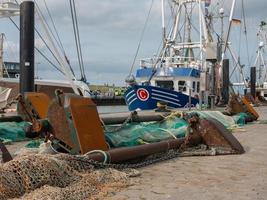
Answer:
[{"xmin": 1, "ymin": 0, "xmax": 267, "ymax": 85}]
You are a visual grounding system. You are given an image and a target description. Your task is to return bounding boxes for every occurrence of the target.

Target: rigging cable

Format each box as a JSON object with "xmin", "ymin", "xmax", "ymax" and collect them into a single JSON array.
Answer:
[
  {"xmin": 43, "ymin": 0, "xmax": 65, "ymax": 54},
  {"xmin": 72, "ymin": 0, "xmax": 86, "ymax": 81},
  {"xmin": 69, "ymin": 0, "xmax": 86, "ymax": 82},
  {"xmin": 34, "ymin": 0, "xmax": 75, "ymax": 76},
  {"xmin": 148, "ymin": 2, "xmax": 183, "ymax": 83},
  {"xmin": 149, "ymin": 0, "xmax": 177, "ymax": 75},
  {"xmin": 3, "ymin": 35, "xmax": 17, "ymax": 63},
  {"xmin": 43, "ymin": 0, "xmax": 76, "ymax": 77},
  {"xmin": 128, "ymin": 0, "xmax": 154, "ymax": 77},
  {"xmin": 8, "ymin": 17, "xmax": 65, "ymax": 75},
  {"xmin": 34, "ymin": 0, "xmax": 64, "ymax": 57},
  {"xmin": 241, "ymin": 0, "xmax": 251, "ymax": 67},
  {"xmin": 12, "ymin": 0, "xmax": 81, "ymax": 95}
]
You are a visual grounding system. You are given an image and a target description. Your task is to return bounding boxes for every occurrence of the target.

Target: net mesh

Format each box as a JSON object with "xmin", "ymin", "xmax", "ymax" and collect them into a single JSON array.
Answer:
[
  {"xmin": 105, "ymin": 111, "xmax": 248, "ymax": 148},
  {"xmin": 105, "ymin": 116, "xmax": 188, "ymax": 147},
  {"xmin": 0, "ymin": 121, "xmax": 30, "ymax": 144},
  {"xmin": 188, "ymin": 111, "xmax": 245, "ymax": 129},
  {"xmin": 0, "ymin": 111, "xmax": 248, "ymax": 149},
  {"xmin": 0, "ymin": 153, "xmax": 135, "ymax": 200}
]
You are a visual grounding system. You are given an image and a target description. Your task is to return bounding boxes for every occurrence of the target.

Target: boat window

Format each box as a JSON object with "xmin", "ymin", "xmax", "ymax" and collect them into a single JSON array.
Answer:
[
  {"xmin": 178, "ymin": 81, "xmax": 186, "ymax": 92},
  {"xmin": 197, "ymin": 81, "xmax": 200, "ymax": 93},
  {"xmin": 264, "ymin": 94, "xmax": 267, "ymax": 97},
  {"xmin": 156, "ymin": 81, "xmax": 174, "ymax": 90},
  {"xmin": 192, "ymin": 81, "xmax": 196, "ymax": 92}
]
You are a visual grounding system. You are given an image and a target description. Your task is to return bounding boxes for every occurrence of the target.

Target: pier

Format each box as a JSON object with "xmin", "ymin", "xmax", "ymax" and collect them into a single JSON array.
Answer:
[
  {"xmin": 107, "ymin": 106, "xmax": 267, "ymax": 200},
  {"xmin": 0, "ymin": 105, "xmax": 266, "ymax": 199}
]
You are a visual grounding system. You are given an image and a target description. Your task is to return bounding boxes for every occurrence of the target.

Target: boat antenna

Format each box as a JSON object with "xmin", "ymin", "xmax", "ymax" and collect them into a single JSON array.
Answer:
[{"xmin": 69, "ymin": 0, "xmax": 87, "ymax": 82}]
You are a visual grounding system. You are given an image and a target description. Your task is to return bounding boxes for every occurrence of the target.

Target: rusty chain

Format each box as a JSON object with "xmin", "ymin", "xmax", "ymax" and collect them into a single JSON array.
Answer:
[{"xmin": 70, "ymin": 149, "xmax": 182, "ymax": 170}]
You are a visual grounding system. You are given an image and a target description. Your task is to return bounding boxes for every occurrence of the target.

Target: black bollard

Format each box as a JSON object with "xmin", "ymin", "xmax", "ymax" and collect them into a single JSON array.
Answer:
[
  {"xmin": 20, "ymin": 1, "xmax": 35, "ymax": 95},
  {"xmin": 209, "ymin": 59, "xmax": 217, "ymax": 109},
  {"xmin": 250, "ymin": 67, "xmax": 256, "ymax": 99},
  {"xmin": 222, "ymin": 59, "xmax": 229, "ymax": 104}
]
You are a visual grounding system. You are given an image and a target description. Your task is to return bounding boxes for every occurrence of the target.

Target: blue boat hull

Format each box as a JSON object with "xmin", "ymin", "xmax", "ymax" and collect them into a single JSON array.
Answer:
[{"xmin": 124, "ymin": 85, "xmax": 199, "ymax": 111}]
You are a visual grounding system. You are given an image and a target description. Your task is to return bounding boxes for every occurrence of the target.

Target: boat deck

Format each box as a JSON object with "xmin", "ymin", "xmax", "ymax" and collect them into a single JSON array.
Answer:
[{"xmin": 107, "ymin": 106, "xmax": 267, "ymax": 200}]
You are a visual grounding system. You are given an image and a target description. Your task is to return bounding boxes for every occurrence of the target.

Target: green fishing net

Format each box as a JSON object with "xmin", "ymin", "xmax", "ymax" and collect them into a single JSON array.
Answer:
[
  {"xmin": 0, "ymin": 111, "xmax": 249, "ymax": 149},
  {"xmin": 0, "ymin": 121, "xmax": 31, "ymax": 144},
  {"xmin": 189, "ymin": 111, "xmax": 248, "ymax": 128},
  {"xmin": 105, "ymin": 117, "xmax": 189, "ymax": 148},
  {"xmin": 105, "ymin": 111, "xmax": 249, "ymax": 148}
]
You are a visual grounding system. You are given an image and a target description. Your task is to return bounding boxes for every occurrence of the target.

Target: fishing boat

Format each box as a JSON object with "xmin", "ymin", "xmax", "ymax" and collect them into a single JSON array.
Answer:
[
  {"xmin": 124, "ymin": 0, "xmax": 248, "ymax": 111},
  {"xmin": 124, "ymin": 0, "xmax": 220, "ymax": 111}
]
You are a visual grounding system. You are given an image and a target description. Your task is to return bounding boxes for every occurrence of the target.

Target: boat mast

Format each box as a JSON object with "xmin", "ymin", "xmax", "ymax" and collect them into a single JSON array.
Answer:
[
  {"xmin": 171, "ymin": 3, "xmax": 182, "ymax": 42},
  {"xmin": 253, "ymin": 22, "xmax": 267, "ymax": 86},
  {"xmin": 0, "ymin": 33, "xmax": 3, "ymax": 78},
  {"xmin": 161, "ymin": 0, "xmax": 166, "ymax": 47},
  {"xmin": 36, "ymin": 8, "xmax": 82, "ymax": 95},
  {"xmin": 220, "ymin": 0, "xmax": 236, "ymax": 66},
  {"xmin": 198, "ymin": 0, "xmax": 204, "ymax": 69},
  {"xmin": 218, "ymin": 8, "xmax": 224, "ymax": 62}
]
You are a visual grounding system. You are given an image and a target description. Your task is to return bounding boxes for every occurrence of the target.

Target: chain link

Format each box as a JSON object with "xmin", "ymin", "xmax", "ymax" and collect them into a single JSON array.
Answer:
[
  {"xmin": 69, "ymin": 144, "xmax": 231, "ymax": 171},
  {"xmin": 70, "ymin": 149, "xmax": 182, "ymax": 170}
]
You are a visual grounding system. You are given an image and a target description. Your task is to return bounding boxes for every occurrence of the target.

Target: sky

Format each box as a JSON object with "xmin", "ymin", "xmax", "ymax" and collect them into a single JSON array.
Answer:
[{"xmin": 1, "ymin": 0, "xmax": 267, "ymax": 86}]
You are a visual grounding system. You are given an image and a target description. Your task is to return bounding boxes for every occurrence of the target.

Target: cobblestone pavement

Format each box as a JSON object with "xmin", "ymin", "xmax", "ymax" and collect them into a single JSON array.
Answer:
[{"xmin": 107, "ymin": 107, "xmax": 267, "ymax": 200}]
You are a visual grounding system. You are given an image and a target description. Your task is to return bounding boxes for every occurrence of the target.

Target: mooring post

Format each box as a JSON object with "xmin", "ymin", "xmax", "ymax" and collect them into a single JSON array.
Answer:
[
  {"xmin": 209, "ymin": 60, "xmax": 217, "ymax": 109},
  {"xmin": 250, "ymin": 67, "xmax": 256, "ymax": 99},
  {"xmin": 222, "ymin": 59, "xmax": 229, "ymax": 104},
  {"xmin": 189, "ymin": 88, "xmax": 192, "ymax": 110},
  {"xmin": 19, "ymin": 1, "xmax": 35, "ymax": 95}
]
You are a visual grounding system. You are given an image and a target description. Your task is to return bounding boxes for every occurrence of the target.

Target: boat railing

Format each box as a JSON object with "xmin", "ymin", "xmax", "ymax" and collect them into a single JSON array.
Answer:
[
  {"xmin": 140, "ymin": 56, "xmax": 201, "ymax": 69},
  {"xmin": 173, "ymin": 43, "xmax": 202, "ymax": 50},
  {"xmin": 0, "ymin": 0, "xmax": 19, "ymax": 17}
]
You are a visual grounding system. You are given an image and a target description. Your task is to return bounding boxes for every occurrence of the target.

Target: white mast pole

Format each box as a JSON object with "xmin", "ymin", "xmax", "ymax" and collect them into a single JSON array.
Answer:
[
  {"xmin": 171, "ymin": 3, "xmax": 182, "ymax": 42},
  {"xmin": 199, "ymin": 7, "xmax": 208, "ymax": 43},
  {"xmin": 0, "ymin": 33, "xmax": 4, "ymax": 78},
  {"xmin": 161, "ymin": 0, "xmax": 166, "ymax": 46},
  {"xmin": 259, "ymin": 49, "xmax": 266, "ymax": 82},
  {"xmin": 36, "ymin": 9, "xmax": 80, "ymax": 95},
  {"xmin": 199, "ymin": 0, "xmax": 203, "ymax": 70},
  {"xmin": 220, "ymin": 0, "xmax": 236, "ymax": 66}
]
